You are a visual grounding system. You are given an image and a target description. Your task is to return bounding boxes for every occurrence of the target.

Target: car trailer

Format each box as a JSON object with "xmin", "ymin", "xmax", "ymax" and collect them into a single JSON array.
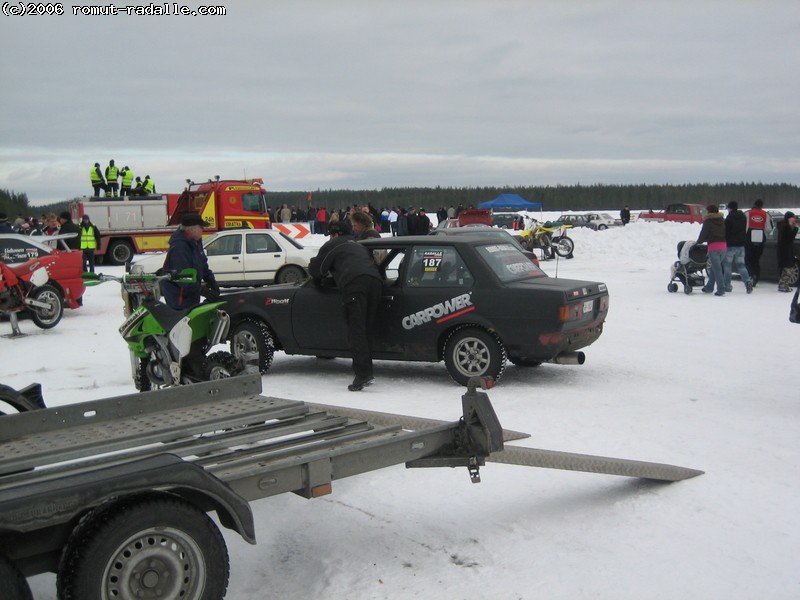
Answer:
[{"xmin": 0, "ymin": 375, "xmax": 703, "ymax": 599}]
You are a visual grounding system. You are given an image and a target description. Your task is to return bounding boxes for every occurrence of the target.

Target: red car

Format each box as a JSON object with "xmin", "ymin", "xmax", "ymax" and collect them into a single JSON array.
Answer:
[{"xmin": 0, "ymin": 234, "xmax": 85, "ymax": 309}]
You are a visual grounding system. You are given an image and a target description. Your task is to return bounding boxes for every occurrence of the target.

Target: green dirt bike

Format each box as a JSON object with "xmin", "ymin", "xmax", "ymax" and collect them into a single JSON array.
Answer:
[{"xmin": 86, "ymin": 270, "xmax": 242, "ymax": 391}]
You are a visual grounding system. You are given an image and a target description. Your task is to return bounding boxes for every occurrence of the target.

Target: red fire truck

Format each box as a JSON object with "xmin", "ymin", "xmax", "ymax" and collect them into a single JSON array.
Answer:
[{"xmin": 69, "ymin": 178, "xmax": 271, "ymax": 265}]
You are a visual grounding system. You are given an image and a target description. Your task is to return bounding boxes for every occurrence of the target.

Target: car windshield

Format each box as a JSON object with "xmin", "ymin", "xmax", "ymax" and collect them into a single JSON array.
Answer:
[{"xmin": 475, "ymin": 243, "xmax": 546, "ymax": 281}]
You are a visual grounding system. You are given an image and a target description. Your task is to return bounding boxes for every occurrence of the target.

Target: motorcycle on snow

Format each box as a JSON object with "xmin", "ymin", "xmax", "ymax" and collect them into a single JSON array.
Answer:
[
  {"xmin": 0, "ymin": 259, "xmax": 65, "ymax": 336},
  {"xmin": 86, "ymin": 269, "xmax": 243, "ymax": 391}
]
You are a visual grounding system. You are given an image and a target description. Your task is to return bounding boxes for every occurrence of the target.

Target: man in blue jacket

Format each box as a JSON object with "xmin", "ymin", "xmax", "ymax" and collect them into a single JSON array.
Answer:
[{"xmin": 160, "ymin": 212, "xmax": 219, "ymax": 310}]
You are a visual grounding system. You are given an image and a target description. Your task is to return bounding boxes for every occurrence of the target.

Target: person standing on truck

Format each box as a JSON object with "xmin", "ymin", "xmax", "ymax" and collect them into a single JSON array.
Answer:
[
  {"xmin": 131, "ymin": 176, "xmax": 145, "ymax": 196},
  {"xmin": 722, "ymin": 201, "xmax": 753, "ymax": 294},
  {"xmin": 119, "ymin": 166, "xmax": 134, "ymax": 197},
  {"xmin": 308, "ymin": 222, "xmax": 383, "ymax": 391},
  {"xmin": 143, "ymin": 175, "xmax": 156, "ymax": 195},
  {"xmin": 160, "ymin": 212, "xmax": 220, "ymax": 310},
  {"xmin": 79, "ymin": 214, "xmax": 101, "ymax": 273},
  {"xmin": 58, "ymin": 211, "xmax": 81, "ymax": 250},
  {"xmin": 697, "ymin": 205, "xmax": 728, "ymax": 296},
  {"xmin": 105, "ymin": 160, "xmax": 120, "ymax": 197},
  {"xmin": 745, "ymin": 199, "xmax": 771, "ymax": 286},
  {"xmin": 90, "ymin": 163, "xmax": 106, "ymax": 197}
]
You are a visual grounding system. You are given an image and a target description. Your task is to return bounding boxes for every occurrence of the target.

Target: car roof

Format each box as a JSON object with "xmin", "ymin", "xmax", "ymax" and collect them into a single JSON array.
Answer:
[
  {"xmin": 430, "ymin": 226, "xmax": 506, "ymax": 235},
  {"xmin": 360, "ymin": 235, "xmax": 522, "ymax": 251},
  {"xmin": 0, "ymin": 233, "xmax": 54, "ymax": 252}
]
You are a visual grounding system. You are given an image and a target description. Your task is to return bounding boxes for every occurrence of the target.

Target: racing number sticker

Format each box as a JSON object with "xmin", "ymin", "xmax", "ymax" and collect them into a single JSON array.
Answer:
[{"xmin": 422, "ymin": 250, "xmax": 443, "ymax": 273}]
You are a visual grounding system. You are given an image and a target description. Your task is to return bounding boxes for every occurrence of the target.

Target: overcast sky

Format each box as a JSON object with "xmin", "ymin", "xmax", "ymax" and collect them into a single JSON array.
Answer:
[{"xmin": 1, "ymin": 1, "xmax": 799, "ymax": 206}]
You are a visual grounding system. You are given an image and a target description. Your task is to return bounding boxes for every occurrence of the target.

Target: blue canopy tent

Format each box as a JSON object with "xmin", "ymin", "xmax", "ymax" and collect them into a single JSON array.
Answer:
[{"xmin": 478, "ymin": 194, "xmax": 541, "ymax": 211}]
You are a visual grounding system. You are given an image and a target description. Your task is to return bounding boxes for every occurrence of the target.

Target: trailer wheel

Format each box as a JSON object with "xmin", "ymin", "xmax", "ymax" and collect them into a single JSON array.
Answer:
[
  {"xmin": 443, "ymin": 327, "xmax": 506, "ymax": 386},
  {"xmin": 107, "ymin": 240, "xmax": 134, "ymax": 266},
  {"xmin": 230, "ymin": 318, "xmax": 275, "ymax": 374},
  {"xmin": 57, "ymin": 495, "xmax": 229, "ymax": 600},
  {"xmin": 0, "ymin": 384, "xmax": 43, "ymax": 415},
  {"xmin": 29, "ymin": 284, "xmax": 64, "ymax": 329},
  {"xmin": 203, "ymin": 351, "xmax": 242, "ymax": 380},
  {"xmin": 0, "ymin": 554, "xmax": 33, "ymax": 600},
  {"xmin": 275, "ymin": 265, "xmax": 307, "ymax": 285}
]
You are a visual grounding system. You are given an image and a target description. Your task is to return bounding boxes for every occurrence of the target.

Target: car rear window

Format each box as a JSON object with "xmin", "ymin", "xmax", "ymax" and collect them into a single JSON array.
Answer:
[{"xmin": 476, "ymin": 243, "xmax": 545, "ymax": 282}]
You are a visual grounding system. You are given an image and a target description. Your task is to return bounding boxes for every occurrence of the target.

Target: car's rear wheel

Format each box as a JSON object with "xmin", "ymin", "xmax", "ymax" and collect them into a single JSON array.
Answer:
[
  {"xmin": 443, "ymin": 327, "xmax": 506, "ymax": 386},
  {"xmin": 598, "ymin": 224, "xmax": 608, "ymax": 230},
  {"xmin": 230, "ymin": 319, "xmax": 275, "ymax": 374}
]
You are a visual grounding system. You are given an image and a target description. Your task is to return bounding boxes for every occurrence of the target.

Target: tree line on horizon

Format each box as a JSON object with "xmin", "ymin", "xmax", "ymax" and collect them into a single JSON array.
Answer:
[
  {"xmin": 266, "ymin": 182, "xmax": 800, "ymax": 212},
  {"xmin": 4, "ymin": 182, "xmax": 800, "ymax": 220}
]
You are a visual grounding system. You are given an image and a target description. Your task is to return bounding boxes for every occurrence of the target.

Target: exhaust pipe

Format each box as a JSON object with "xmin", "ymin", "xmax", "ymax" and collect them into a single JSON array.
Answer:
[{"xmin": 549, "ymin": 351, "xmax": 585, "ymax": 365}]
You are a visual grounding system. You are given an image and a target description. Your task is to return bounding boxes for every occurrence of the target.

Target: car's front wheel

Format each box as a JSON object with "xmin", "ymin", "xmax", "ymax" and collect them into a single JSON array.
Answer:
[{"xmin": 443, "ymin": 327, "xmax": 506, "ymax": 386}]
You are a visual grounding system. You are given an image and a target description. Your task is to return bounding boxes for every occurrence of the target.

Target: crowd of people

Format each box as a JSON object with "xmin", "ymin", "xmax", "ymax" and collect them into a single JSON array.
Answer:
[
  {"xmin": 268, "ymin": 203, "xmax": 477, "ymax": 237},
  {"xmin": 90, "ymin": 160, "xmax": 156, "ymax": 198},
  {"xmin": 696, "ymin": 199, "xmax": 797, "ymax": 295}
]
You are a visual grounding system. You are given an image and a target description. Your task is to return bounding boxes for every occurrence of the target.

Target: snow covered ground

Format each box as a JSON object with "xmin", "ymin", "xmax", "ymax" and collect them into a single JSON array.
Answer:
[{"xmin": 4, "ymin": 218, "xmax": 799, "ymax": 600}]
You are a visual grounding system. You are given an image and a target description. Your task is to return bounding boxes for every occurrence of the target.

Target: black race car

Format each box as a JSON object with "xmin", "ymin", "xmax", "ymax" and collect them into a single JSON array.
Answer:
[{"xmin": 223, "ymin": 236, "xmax": 609, "ymax": 386}]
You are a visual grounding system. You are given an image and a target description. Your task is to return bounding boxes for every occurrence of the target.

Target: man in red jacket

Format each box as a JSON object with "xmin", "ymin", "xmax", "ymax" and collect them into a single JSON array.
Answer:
[{"xmin": 745, "ymin": 199, "xmax": 772, "ymax": 285}]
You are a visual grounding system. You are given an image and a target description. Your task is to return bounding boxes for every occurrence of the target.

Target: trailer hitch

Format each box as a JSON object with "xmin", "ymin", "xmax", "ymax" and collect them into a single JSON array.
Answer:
[{"xmin": 406, "ymin": 377, "xmax": 504, "ymax": 483}]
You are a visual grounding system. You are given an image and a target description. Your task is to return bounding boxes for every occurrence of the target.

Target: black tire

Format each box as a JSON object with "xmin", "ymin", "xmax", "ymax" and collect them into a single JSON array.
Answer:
[
  {"xmin": 202, "ymin": 351, "xmax": 242, "ymax": 380},
  {"xmin": 786, "ymin": 261, "xmax": 800, "ymax": 287},
  {"xmin": 29, "ymin": 284, "xmax": 63, "ymax": 329},
  {"xmin": 443, "ymin": 327, "xmax": 507, "ymax": 386},
  {"xmin": 276, "ymin": 265, "xmax": 307, "ymax": 284},
  {"xmin": 0, "ymin": 554, "xmax": 32, "ymax": 600},
  {"xmin": 230, "ymin": 318, "xmax": 275, "ymax": 374},
  {"xmin": 552, "ymin": 236, "xmax": 575, "ymax": 258},
  {"xmin": 57, "ymin": 495, "xmax": 229, "ymax": 600},
  {"xmin": 0, "ymin": 384, "xmax": 43, "ymax": 414},
  {"xmin": 107, "ymin": 240, "xmax": 134, "ymax": 266},
  {"xmin": 598, "ymin": 224, "xmax": 608, "ymax": 230},
  {"xmin": 134, "ymin": 358, "xmax": 152, "ymax": 392},
  {"xmin": 667, "ymin": 283, "xmax": 678, "ymax": 293},
  {"xmin": 684, "ymin": 284, "xmax": 693, "ymax": 295}
]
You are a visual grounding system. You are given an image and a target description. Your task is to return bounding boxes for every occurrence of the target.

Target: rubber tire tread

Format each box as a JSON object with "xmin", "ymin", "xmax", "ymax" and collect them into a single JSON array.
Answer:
[
  {"xmin": 0, "ymin": 384, "xmax": 42, "ymax": 414},
  {"xmin": 203, "ymin": 350, "xmax": 243, "ymax": 380},
  {"xmin": 230, "ymin": 318, "xmax": 275, "ymax": 374},
  {"xmin": 443, "ymin": 326, "xmax": 507, "ymax": 386},
  {"xmin": 29, "ymin": 284, "xmax": 63, "ymax": 329},
  {"xmin": 57, "ymin": 494, "xmax": 229, "ymax": 600}
]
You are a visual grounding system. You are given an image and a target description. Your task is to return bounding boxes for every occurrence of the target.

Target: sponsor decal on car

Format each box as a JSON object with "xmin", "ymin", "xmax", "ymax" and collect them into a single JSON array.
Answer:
[
  {"xmin": 264, "ymin": 297, "xmax": 290, "ymax": 305},
  {"xmin": 402, "ymin": 292, "xmax": 475, "ymax": 330}
]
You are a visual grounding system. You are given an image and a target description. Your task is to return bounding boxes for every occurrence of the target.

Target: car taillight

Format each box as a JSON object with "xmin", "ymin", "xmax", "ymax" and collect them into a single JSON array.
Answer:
[
  {"xmin": 559, "ymin": 304, "xmax": 582, "ymax": 322},
  {"xmin": 599, "ymin": 295, "xmax": 609, "ymax": 311}
]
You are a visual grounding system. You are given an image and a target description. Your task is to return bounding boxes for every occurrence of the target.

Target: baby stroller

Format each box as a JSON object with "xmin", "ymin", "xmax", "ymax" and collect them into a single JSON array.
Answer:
[{"xmin": 668, "ymin": 241, "xmax": 707, "ymax": 294}]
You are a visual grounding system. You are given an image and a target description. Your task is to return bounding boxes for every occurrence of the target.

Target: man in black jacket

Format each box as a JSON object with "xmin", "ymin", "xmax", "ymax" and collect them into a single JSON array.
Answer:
[
  {"xmin": 58, "ymin": 211, "xmax": 81, "ymax": 250},
  {"xmin": 723, "ymin": 201, "xmax": 753, "ymax": 293},
  {"xmin": 308, "ymin": 223, "xmax": 383, "ymax": 391}
]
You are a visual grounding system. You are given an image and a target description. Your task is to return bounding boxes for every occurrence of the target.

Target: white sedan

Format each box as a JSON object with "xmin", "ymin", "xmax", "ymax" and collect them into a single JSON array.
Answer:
[{"xmin": 132, "ymin": 229, "xmax": 316, "ymax": 286}]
